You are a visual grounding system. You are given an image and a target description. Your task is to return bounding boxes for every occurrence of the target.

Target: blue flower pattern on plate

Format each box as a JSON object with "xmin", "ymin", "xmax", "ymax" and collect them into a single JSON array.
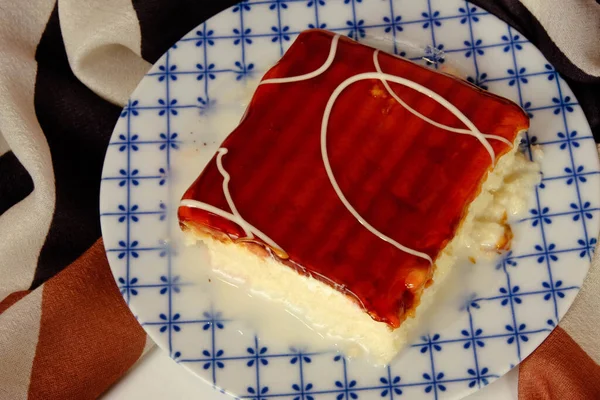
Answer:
[{"xmin": 99, "ymin": 1, "xmax": 600, "ymax": 399}]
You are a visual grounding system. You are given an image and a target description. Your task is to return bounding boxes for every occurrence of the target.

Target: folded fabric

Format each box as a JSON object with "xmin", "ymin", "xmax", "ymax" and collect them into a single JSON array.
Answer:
[{"xmin": 0, "ymin": 0, "xmax": 598, "ymax": 399}]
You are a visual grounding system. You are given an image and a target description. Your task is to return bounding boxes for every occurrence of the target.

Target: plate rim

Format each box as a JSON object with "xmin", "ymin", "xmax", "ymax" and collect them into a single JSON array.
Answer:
[{"xmin": 99, "ymin": 1, "xmax": 600, "ymax": 398}]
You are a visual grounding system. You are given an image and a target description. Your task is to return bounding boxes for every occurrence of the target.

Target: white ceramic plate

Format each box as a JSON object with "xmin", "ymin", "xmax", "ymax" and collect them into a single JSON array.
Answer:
[{"xmin": 100, "ymin": 1, "xmax": 600, "ymax": 399}]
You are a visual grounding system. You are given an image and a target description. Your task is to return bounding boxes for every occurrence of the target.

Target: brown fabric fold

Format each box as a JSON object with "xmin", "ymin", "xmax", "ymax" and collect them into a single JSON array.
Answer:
[
  {"xmin": 0, "ymin": 290, "xmax": 31, "ymax": 315},
  {"xmin": 519, "ymin": 326, "xmax": 600, "ymax": 400},
  {"xmin": 27, "ymin": 239, "xmax": 146, "ymax": 400}
]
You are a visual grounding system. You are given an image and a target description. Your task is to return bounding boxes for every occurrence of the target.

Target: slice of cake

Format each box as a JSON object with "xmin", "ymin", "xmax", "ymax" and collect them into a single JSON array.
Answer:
[{"xmin": 178, "ymin": 29, "xmax": 532, "ymax": 362}]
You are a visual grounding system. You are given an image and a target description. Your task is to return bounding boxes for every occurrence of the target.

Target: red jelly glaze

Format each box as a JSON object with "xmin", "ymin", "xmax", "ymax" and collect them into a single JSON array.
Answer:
[{"xmin": 178, "ymin": 30, "xmax": 529, "ymax": 328}]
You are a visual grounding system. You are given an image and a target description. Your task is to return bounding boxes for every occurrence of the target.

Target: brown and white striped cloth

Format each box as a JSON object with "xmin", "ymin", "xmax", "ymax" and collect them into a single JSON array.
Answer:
[{"xmin": 0, "ymin": 0, "xmax": 599, "ymax": 399}]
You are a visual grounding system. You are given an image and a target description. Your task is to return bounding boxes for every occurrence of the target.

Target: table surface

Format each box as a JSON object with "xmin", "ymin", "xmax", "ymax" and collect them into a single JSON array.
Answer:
[{"xmin": 103, "ymin": 347, "xmax": 518, "ymax": 399}]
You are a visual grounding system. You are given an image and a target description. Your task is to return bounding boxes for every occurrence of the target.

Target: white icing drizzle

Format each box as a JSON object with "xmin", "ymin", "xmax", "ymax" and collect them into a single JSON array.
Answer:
[
  {"xmin": 259, "ymin": 34, "xmax": 509, "ymax": 157},
  {"xmin": 372, "ymin": 50, "xmax": 513, "ymax": 147},
  {"xmin": 321, "ymin": 71, "xmax": 503, "ymax": 264},
  {"xmin": 321, "ymin": 75, "xmax": 432, "ymax": 264},
  {"xmin": 261, "ymin": 34, "xmax": 341, "ymax": 85},
  {"xmin": 215, "ymin": 148, "xmax": 250, "ymax": 236},
  {"xmin": 183, "ymin": 33, "xmax": 516, "ymax": 266},
  {"xmin": 180, "ymin": 149, "xmax": 285, "ymax": 254}
]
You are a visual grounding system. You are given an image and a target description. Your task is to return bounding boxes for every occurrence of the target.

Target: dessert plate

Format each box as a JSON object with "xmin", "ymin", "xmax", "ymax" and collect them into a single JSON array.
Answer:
[{"xmin": 99, "ymin": 1, "xmax": 600, "ymax": 399}]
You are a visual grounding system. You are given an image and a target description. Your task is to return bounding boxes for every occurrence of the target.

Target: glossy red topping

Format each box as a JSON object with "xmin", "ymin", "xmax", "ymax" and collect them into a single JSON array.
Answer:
[{"xmin": 179, "ymin": 30, "xmax": 529, "ymax": 328}]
